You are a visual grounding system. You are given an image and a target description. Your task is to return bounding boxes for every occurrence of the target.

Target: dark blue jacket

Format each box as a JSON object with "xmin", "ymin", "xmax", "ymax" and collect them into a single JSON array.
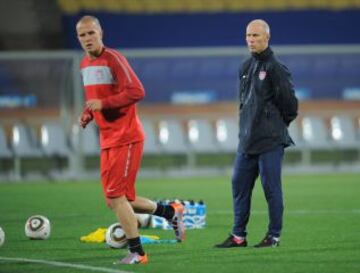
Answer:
[{"xmin": 238, "ymin": 47, "xmax": 298, "ymax": 154}]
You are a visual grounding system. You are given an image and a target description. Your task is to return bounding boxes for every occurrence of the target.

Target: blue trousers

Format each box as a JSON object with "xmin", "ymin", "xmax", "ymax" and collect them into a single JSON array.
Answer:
[{"xmin": 231, "ymin": 145, "xmax": 284, "ymax": 238}]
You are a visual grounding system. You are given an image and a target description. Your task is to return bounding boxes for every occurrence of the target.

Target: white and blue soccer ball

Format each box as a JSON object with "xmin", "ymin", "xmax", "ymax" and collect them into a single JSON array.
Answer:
[
  {"xmin": 25, "ymin": 215, "xmax": 51, "ymax": 240},
  {"xmin": 0, "ymin": 227, "xmax": 5, "ymax": 247},
  {"xmin": 105, "ymin": 223, "xmax": 127, "ymax": 249}
]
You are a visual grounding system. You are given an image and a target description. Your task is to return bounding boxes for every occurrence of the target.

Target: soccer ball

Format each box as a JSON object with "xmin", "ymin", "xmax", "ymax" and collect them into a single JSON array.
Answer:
[
  {"xmin": 136, "ymin": 214, "xmax": 151, "ymax": 228},
  {"xmin": 25, "ymin": 215, "xmax": 51, "ymax": 240},
  {"xmin": 105, "ymin": 223, "xmax": 127, "ymax": 249},
  {"xmin": 0, "ymin": 227, "xmax": 5, "ymax": 247}
]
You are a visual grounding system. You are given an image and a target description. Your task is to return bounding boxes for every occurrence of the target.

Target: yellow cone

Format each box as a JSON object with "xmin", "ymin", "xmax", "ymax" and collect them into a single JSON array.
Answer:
[{"xmin": 80, "ymin": 228, "xmax": 107, "ymax": 243}]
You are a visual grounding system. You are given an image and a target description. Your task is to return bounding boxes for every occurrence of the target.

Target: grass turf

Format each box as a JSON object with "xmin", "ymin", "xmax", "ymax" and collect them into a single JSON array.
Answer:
[{"xmin": 0, "ymin": 173, "xmax": 359, "ymax": 273}]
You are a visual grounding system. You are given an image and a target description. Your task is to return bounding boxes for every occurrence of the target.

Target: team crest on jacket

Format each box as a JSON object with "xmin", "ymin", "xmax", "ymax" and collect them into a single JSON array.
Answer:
[{"xmin": 259, "ymin": 71, "xmax": 267, "ymax": 80}]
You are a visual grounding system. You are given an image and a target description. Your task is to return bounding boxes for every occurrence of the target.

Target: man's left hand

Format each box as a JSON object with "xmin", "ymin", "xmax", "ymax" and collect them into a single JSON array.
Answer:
[{"xmin": 86, "ymin": 99, "xmax": 102, "ymax": 111}]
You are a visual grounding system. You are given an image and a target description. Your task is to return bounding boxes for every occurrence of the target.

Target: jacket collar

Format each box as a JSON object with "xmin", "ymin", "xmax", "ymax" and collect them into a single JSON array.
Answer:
[{"xmin": 252, "ymin": 47, "xmax": 273, "ymax": 61}]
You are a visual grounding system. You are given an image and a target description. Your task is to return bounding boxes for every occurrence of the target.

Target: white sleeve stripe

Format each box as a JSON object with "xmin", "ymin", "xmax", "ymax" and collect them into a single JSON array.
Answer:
[{"xmin": 106, "ymin": 48, "xmax": 133, "ymax": 84}]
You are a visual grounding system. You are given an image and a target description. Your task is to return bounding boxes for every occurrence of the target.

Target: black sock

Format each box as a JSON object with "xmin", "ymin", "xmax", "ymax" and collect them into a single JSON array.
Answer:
[
  {"xmin": 153, "ymin": 203, "xmax": 175, "ymax": 220},
  {"xmin": 128, "ymin": 237, "xmax": 145, "ymax": 256}
]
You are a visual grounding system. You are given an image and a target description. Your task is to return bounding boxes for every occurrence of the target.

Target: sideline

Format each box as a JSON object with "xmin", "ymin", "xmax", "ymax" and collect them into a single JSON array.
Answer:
[
  {"xmin": 0, "ymin": 256, "xmax": 134, "ymax": 273},
  {"xmin": 210, "ymin": 209, "xmax": 360, "ymax": 215}
]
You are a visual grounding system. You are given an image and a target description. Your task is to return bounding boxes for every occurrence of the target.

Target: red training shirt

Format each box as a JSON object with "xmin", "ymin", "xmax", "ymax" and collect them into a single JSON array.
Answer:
[{"xmin": 80, "ymin": 47, "xmax": 145, "ymax": 149}]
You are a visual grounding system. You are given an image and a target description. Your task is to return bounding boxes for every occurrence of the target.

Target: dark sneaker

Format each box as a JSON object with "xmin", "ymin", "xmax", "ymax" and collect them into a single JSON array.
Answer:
[
  {"xmin": 214, "ymin": 234, "xmax": 247, "ymax": 248},
  {"xmin": 254, "ymin": 235, "xmax": 280, "ymax": 248}
]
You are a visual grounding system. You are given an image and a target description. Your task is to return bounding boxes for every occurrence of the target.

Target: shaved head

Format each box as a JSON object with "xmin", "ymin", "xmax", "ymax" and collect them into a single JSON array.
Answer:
[
  {"xmin": 245, "ymin": 19, "xmax": 270, "ymax": 53},
  {"xmin": 76, "ymin": 15, "xmax": 102, "ymax": 30},
  {"xmin": 247, "ymin": 19, "xmax": 270, "ymax": 36}
]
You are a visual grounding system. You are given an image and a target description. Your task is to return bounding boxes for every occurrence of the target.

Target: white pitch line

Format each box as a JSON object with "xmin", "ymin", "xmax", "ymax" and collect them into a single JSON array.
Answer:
[
  {"xmin": 210, "ymin": 209, "xmax": 360, "ymax": 215},
  {"xmin": 0, "ymin": 256, "xmax": 135, "ymax": 273}
]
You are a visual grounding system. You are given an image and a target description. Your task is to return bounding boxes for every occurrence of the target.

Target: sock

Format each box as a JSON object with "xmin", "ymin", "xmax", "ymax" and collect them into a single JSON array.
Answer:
[
  {"xmin": 232, "ymin": 234, "xmax": 245, "ymax": 240},
  {"xmin": 267, "ymin": 234, "xmax": 280, "ymax": 241},
  {"xmin": 232, "ymin": 234, "xmax": 246, "ymax": 244},
  {"xmin": 153, "ymin": 203, "xmax": 175, "ymax": 220},
  {"xmin": 128, "ymin": 237, "xmax": 145, "ymax": 256}
]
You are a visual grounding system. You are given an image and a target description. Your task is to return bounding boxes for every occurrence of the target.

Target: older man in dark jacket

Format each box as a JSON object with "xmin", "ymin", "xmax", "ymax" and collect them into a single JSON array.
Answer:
[{"xmin": 216, "ymin": 19, "xmax": 298, "ymax": 248}]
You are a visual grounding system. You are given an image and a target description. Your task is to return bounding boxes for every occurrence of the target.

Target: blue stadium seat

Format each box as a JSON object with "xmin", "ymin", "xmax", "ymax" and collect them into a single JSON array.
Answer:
[
  {"xmin": 170, "ymin": 58, "xmax": 197, "ymax": 79},
  {"xmin": 141, "ymin": 59, "xmax": 170, "ymax": 79},
  {"xmin": 312, "ymin": 55, "xmax": 339, "ymax": 78},
  {"xmin": 339, "ymin": 56, "xmax": 360, "ymax": 78},
  {"xmin": 123, "ymin": 53, "xmax": 360, "ymax": 102},
  {"xmin": 198, "ymin": 58, "xmax": 227, "ymax": 77}
]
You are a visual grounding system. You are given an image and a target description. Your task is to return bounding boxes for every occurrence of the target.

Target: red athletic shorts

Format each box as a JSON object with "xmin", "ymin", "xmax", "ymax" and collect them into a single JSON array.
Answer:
[{"xmin": 100, "ymin": 141, "xmax": 143, "ymax": 202}]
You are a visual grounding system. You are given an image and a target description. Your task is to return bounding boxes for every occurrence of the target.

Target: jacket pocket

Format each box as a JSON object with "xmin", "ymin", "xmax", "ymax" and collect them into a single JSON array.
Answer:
[{"xmin": 264, "ymin": 106, "xmax": 284, "ymax": 139}]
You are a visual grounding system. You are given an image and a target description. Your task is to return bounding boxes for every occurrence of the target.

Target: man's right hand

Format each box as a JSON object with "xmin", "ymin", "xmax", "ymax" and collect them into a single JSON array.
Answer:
[{"xmin": 79, "ymin": 112, "xmax": 92, "ymax": 128}]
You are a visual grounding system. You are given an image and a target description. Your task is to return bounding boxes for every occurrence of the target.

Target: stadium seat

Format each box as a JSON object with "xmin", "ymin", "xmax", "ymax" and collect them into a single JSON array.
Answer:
[
  {"xmin": 301, "ymin": 116, "xmax": 333, "ymax": 149},
  {"xmin": 170, "ymin": 58, "xmax": 197, "ymax": 79},
  {"xmin": 340, "ymin": 56, "xmax": 360, "ymax": 78},
  {"xmin": 288, "ymin": 121, "xmax": 304, "ymax": 149},
  {"xmin": 11, "ymin": 123, "xmax": 42, "ymax": 158},
  {"xmin": 312, "ymin": 56, "xmax": 339, "ymax": 78},
  {"xmin": 142, "ymin": 119, "xmax": 162, "ymax": 155},
  {"xmin": 141, "ymin": 60, "xmax": 170, "ymax": 79},
  {"xmin": 300, "ymin": 116, "xmax": 331, "ymax": 165},
  {"xmin": 330, "ymin": 115, "xmax": 359, "ymax": 149},
  {"xmin": 158, "ymin": 119, "xmax": 189, "ymax": 154},
  {"xmin": 0, "ymin": 126, "xmax": 12, "ymax": 158},
  {"xmin": 41, "ymin": 122, "xmax": 70, "ymax": 157},
  {"xmin": 215, "ymin": 118, "xmax": 238, "ymax": 153},
  {"xmin": 11, "ymin": 123, "xmax": 43, "ymax": 178},
  {"xmin": 198, "ymin": 58, "xmax": 227, "ymax": 77},
  {"xmin": 187, "ymin": 119, "xmax": 219, "ymax": 153},
  {"xmin": 286, "ymin": 121, "xmax": 307, "ymax": 164},
  {"xmin": 71, "ymin": 123, "xmax": 100, "ymax": 156}
]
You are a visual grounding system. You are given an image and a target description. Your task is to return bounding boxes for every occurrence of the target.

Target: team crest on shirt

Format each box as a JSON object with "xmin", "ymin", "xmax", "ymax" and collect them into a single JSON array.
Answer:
[
  {"xmin": 95, "ymin": 69, "xmax": 105, "ymax": 81},
  {"xmin": 259, "ymin": 71, "xmax": 267, "ymax": 80}
]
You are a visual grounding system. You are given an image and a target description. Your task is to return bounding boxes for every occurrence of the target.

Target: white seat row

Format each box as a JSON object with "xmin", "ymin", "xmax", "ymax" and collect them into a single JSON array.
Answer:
[
  {"xmin": 288, "ymin": 115, "xmax": 360, "ymax": 150},
  {"xmin": 142, "ymin": 118, "xmax": 239, "ymax": 155},
  {"xmin": 0, "ymin": 122, "xmax": 100, "ymax": 160},
  {"xmin": 145, "ymin": 116, "xmax": 360, "ymax": 156},
  {"xmin": 0, "ymin": 115, "xmax": 359, "ymax": 177},
  {"xmin": 2, "ymin": 116, "xmax": 357, "ymax": 160}
]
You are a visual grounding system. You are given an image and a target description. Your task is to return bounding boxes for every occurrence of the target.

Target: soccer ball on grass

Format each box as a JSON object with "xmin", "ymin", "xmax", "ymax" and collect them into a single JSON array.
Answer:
[
  {"xmin": 25, "ymin": 215, "xmax": 51, "ymax": 240},
  {"xmin": 105, "ymin": 223, "xmax": 127, "ymax": 248}
]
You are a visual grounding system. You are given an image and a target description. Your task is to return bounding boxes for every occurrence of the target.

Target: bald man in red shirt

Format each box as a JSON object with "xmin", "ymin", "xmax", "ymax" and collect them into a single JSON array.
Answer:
[{"xmin": 77, "ymin": 15, "xmax": 185, "ymax": 265}]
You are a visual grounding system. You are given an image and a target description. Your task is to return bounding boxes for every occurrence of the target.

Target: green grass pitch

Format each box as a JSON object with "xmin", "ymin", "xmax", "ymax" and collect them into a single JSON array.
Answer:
[{"xmin": 0, "ymin": 173, "xmax": 359, "ymax": 273}]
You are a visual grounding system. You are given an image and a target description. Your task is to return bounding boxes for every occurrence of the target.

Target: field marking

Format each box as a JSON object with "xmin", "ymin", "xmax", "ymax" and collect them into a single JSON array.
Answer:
[
  {"xmin": 210, "ymin": 209, "xmax": 360, "ymax": 215},
  {"xmin": 0, "ymin": 256, "xmax": 134, "ymax": 273}
]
